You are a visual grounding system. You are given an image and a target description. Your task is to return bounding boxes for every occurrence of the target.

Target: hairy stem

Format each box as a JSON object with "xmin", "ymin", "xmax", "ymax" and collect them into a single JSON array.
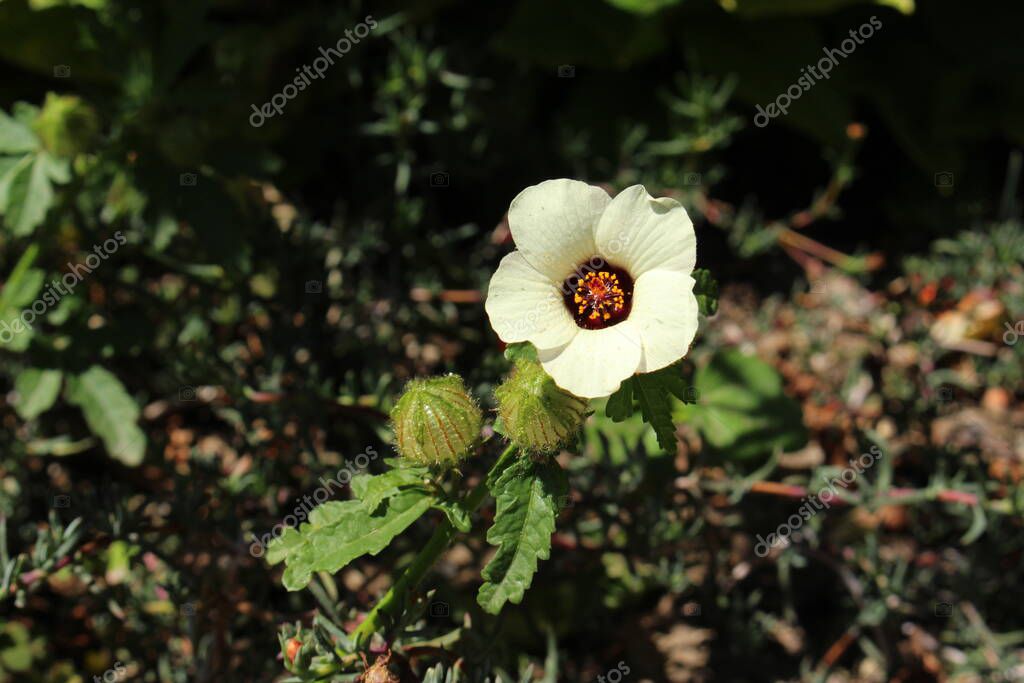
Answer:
[{"xmin": 351, "ymin": 443, "xmax": 519, "ymax": 647}]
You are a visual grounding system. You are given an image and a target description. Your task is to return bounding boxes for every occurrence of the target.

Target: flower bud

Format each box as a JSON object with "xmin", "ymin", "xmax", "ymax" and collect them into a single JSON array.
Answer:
[
  {"xmin": 285, "ymin": 638, "xmax": 302, "ymax": 664},
  {"xmin": 391, "ymin": 374, "xmax": 482, "ymax": 468},
  {"xmin": 31, "ymin": 93, "xmax": 99, "ymax": 158},
  {"xmin": 495, "ymin": 359, "xmax": 588, "ymax": 453},
  {"xmin": 280, "ymin": 632, "xmax": 311, "ymax": 671}
]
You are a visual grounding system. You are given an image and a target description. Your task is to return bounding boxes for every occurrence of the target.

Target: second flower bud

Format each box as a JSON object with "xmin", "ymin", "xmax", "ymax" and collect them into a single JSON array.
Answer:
[{"xmin": 495, "ymin": 358, "xmax": 588, "ymax": 453}]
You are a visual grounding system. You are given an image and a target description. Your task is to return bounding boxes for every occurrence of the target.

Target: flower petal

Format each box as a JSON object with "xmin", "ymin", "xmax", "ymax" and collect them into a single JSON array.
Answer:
[
  {"xmin": 594, "ymin": 185, "xmax": 696, "ymax": 277},
  {"xmin": 485, "ymin": 251, "xmax": 578, "ymax": 350},
  {"xmin": 630, "ymin": 269, "xmax": 699, "ymax": 373},
  {"xmin": 538, "ymin": 321, "xmax": 642, "ymax": 399},
  {"xmin": 508, "ymin": 179, "xmax": 611, "ymax": 280}
]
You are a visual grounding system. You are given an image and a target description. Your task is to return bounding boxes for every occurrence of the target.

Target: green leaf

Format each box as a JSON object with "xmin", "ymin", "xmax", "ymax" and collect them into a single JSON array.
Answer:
[
  {"xmin": 1, "ymin": 268, "xmax": 44, "ymax": 310},
  {"xmin": 0, "ymin": 621, "xmax": 42, "ymax": 673},
  {"xmin": 38, "ymin": 152, "xmax": 69, "ymax": 183},
  {"xmin": 265, "ymin": 527, "xmax": 303, "ymax": 565},
  {"xmin": 432, "ymin": 498, "xmax": 472, "ymax": 532},
  {"xmin": 604, "ymin": 379, "xmax": 634, "ymax": 421},
  {"xmin": 585, "ymin": 398, "xmax": 662, "ymax": 464},
  {"xmin": 604, "ymin": 0, "xmax": 682, "ymax": 15},
  {"xmin": 605, "ymin": 364, "xmax": 692, "ymax": 452},
  {"xmin": 269, "ymin": 490, "xmax": 433, "ymax": 591},
  {"xmin": 0, "ymin": 110, "xmax": 39, "ymax": 154},
  {"xmin": 13, "ymin": 368, "xmax": 62, "ymax": 420},
  {"xmin": 677, "ymin": 349, "xmax": 807, "ymax": 460},
  {"xmin": 351, "ymin": 465, "xmax": 431, "ymax": 513},
  {"xmin": 2, "ymin": 153, "xmax": 59, "ymax": 236},
  {"xmin": 477, "ymin": 457, "xmax": 566, "ymax": 614},
  {"xmin": 28, "ymin": 0, "xmax": 110, "ymax": 11},
  {"xmin": 0, "ymin": 156, "xmax": 27, "ymax": 210},
  {"xmin": 104, "ymin": 539, "xmax": 136, "ymax": 585},
  {"xmin": 692, "ymin": 268, "xmax": 719, "ymax": 317},
  {"xmin": 633, "ymin": 372, "xmax": 681, "ymax": 453},
  {"xmin": 720, "ymin": 0, "xmax": 913, "ymax": 18},
  {"xmin": 503, "ymin": 341, "xmax": 538, "ymax": 364},
  {"xmin": 25, "ymin": 435, "xmax": 96, "ymax": 456},
  {"xmin": 65, "ymin": 366, "xmax": 146, "ymax": 466},
  {"xmin": 0, "ymin": 245, "xmax": 44, "ymax": 352}
]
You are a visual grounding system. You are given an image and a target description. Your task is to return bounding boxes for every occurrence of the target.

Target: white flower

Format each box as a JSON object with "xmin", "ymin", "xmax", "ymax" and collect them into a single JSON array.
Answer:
[{"xmin": 485, "ymin": 179, "xmax": 699, "ymax": 398}]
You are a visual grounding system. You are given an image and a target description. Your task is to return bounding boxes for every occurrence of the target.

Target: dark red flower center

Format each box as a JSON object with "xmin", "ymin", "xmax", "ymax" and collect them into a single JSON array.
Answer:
[{"xmin": 563, "ymin": 261, "xmax": 634, "ymax": 330}]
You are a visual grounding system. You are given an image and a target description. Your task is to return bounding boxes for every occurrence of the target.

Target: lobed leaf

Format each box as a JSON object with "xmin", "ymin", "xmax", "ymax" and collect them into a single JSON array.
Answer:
[
  {"xmin": 351, "ymin": 464, "xmax": 431, "ymax": 513},
  {"xmin": 477, "ymin": 457, "xmax": 567, "ymax": 614},
  {"xmin": 605, "ymin": 363, "xmax": 692, "ymax": 452},
  {"xmin": 692, "ymin": 268, "xmax": 720, "ymax": 317},
  {"xmin": 269, "ymin": 490, "xmax": 433, "ymax": 591}
]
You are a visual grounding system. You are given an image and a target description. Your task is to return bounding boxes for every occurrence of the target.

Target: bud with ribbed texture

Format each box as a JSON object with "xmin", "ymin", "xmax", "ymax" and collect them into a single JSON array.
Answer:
[
  {"xmin": 391, "ymin": 374, "xmax": 482, "ymax": 468},
  {"xmin": 495, "ymin": 359, "xmax": 588, "ymax": 453}
]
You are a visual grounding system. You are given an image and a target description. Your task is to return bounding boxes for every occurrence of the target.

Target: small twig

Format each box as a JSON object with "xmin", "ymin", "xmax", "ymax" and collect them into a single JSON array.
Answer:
[
  {"xmin": 819, "ymin": 625, "xmax": 860, "ymax": 672},
  {"xmin": 409, "ymin": 288, "xmax": 482, "ymax": 303},
  {"xmin": 738, "ymin": 479, "xmax": 992, "ymax": 510},
  {"xmin": 243, "ymin": 389, "xmax": 389, "ymax": 422},
  {"xmin": 961, "ymin": 601, "xmax": 1002, "ymax": 669},
  {"xmin": 776, "ymin": 227, "xmax": 875, "ymax": 271}
]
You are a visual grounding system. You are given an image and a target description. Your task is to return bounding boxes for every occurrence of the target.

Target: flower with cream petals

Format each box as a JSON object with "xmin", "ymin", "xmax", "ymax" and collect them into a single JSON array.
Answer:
[{"xmin": 485, "ymin": 179, "xmax": 700, "ymax": 398}]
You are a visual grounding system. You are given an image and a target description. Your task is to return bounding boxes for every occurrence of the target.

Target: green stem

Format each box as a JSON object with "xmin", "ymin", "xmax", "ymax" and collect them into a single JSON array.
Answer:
[{"xmin": 351, "ymin": 443, "xmax": 518, "ymax": 648}]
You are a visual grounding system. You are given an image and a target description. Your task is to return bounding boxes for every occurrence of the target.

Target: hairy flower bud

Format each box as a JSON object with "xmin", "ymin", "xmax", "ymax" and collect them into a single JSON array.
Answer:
[
  {"xmin": 495, "ymin": 359, "xmax": 588, "ymax": 453},
  {"xmin": 391, "ymin": 374, "xmax": 482, "ymax": 468}
]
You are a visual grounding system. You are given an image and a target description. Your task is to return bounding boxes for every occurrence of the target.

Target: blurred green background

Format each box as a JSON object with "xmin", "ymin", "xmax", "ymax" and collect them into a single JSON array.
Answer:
[{"xmin": 1, "ymin": 0, "xmax": 1022, "ymax": 681}]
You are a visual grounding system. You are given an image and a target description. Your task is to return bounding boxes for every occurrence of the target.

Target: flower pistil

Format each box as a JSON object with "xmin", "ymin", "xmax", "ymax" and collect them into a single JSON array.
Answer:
[{"xmin": 565, "ymin": 265, "xmax": 633, "ymax": 329}]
